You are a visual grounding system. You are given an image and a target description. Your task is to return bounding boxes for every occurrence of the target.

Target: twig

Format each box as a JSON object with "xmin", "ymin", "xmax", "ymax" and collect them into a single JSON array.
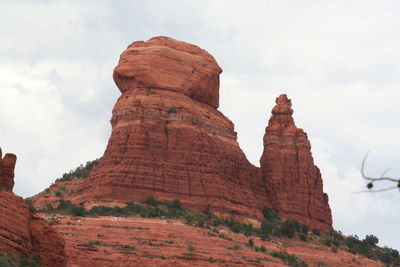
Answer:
[{"xmin": 360, "ymin": 152, "xmax": 400, "ymax": 192}]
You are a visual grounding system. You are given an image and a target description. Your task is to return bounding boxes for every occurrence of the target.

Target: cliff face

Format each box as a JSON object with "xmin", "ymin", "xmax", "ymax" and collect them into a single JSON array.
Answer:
[
  {"xmin": 0, "ymin": 148, "xmax": 66, "ymax": 266},
  {"xmin": 260, "ymin": 95, "xmax": 332, "ymax": 229},
  {"xmin": 32, "ymin": 36, "xmax": 332, "ymax": 231}
]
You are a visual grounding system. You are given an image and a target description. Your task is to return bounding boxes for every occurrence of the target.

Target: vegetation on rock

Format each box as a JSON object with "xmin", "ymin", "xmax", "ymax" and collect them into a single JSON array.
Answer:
[
  {"xmin": 0, "ymin": 253, "xmax": 41, "ymax": 267},
  {"xmin": 35, "ymin": 196, "xmax": 400, "ymax": 266},
  {"xmin": 54, "ymin": 158, "xmax": 100, "ymax": 183}
]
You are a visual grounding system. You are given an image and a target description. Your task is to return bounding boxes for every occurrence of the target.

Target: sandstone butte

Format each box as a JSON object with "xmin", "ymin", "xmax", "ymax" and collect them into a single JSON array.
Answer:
[
  {"xmin": 31, "ymin": 36, "xmax": 332, "ymax": 231},
  {"xmin": 0, "ymin": 148, "xmax": 66, "ymax": 266},
  {"xmin": 1, "ymin": 37, "xmax": 387, "ymax": 267}
]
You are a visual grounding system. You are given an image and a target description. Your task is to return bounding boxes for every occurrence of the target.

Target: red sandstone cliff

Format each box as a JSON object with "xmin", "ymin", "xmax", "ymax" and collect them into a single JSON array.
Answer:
[
  {"xmin": 58, "ymin": 36, "xmax": 268, "ymax": 220},
  {"xmin": 0, "ymin": 148, "xmax": 66, "ymax": 266},
  {"xmin": 32, "ymin": 36, "xmax": 332, "ymax": 231}
]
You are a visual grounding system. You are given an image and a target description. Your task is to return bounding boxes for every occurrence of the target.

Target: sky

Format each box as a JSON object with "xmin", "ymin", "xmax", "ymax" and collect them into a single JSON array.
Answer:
[{"xmin": 1, "ymin": 0, "xmax": 399, "ymax": 251}]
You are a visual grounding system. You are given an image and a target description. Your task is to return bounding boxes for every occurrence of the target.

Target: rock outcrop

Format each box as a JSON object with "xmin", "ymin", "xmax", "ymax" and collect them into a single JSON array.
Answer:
[
  {"xmin": 0, "ymin": 147, "xmax": 17, "ymax": 192},
  {"xmin": 32, "ymin": 36, "xmax": 332, "ymax": 231},
  {"xmin": 260, "ymin": 95, "xmax": 332, "ymax": 229},
  {"xmin": 0, "ymin": 147, "xmax": 66, "ymax": 266}
]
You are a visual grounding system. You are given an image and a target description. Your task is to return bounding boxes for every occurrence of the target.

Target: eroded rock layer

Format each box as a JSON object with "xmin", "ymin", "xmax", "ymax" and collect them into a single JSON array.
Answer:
[
  {"xmin": 260, "ymin": 95, "xmax": 332, "ymax": 230},
  {"xmin": 71, "ymin": 88, "xmax": 267, "ymax": 219},
  {"xmin": 0, "ymin": 148, "xmax": 66, "ymax": 266}
]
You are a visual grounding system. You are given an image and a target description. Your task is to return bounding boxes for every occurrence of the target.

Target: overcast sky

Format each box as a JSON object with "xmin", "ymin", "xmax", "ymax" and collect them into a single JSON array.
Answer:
[{"xmin": 1, "ymin": 0, "xmax": 399, "ymax": 251}]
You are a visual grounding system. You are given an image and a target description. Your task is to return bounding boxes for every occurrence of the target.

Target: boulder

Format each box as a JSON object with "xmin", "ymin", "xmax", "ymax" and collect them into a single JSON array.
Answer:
[{"xmin": 113, "ymin": 36, "xmax": 222, "ymax": 108}]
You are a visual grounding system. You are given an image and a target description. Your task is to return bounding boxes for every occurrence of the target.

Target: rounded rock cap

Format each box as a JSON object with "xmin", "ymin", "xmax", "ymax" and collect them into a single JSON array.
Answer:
[
  {"xmin": 272, "ymin": 94, "xmax": 294, "ymax": 115},
  {"xmin": 113, "ymin": 36, "xmax": 222, "ymax": 108}
]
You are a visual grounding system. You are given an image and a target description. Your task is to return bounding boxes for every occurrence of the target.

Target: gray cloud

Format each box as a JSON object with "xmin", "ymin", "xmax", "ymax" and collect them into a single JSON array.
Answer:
[{"xmin": 1, "ymin": 0, "xmax": 399, "ymax": 251}]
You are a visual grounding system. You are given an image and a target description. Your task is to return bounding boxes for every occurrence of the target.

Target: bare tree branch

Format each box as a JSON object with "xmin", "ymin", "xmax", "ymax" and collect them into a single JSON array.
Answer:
[
  {"xmin": 360, "ymin": 152, "xmax": 400, "ymax": 192},
  {"xmin": 354, "ymin": 186, "xmax": 399, "ymax": 193}
]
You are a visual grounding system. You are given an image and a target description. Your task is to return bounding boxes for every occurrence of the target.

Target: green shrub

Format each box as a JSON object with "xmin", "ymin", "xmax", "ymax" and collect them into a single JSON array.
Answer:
[
  {"xmin": 145, "ymin": 196, "xmax": 159, "ymax": 206},
  {"xmin": 247, "ymin": 239, "xmax": 254, "ymax": 247},
  {"xmin": 195, "ymin": 218, "xmax": 205, "ymax": 228},
  {"xmin": 202, "ymin": 206, "xmax": 214, "ymax": 219},
  {"xmin": 260, "ymin": 219, "xmax": 279, "ymax": 237},
  {"xmin": 364, "ymin": 234, "xmax": 379, "ymax": 246},
  {"xmin": 269, "ymin": 251, "xmax": 307, "ymax": 267},
  {"xmin": 167, "ymin": 108, "xmax": 177, "ymax": 114},
  {"xmin": 0, "ymin": 253, "xmax": 41, "ymax": 267},
  {"xmin": 56, "ymin": 199, "xmax": 74, "ymax": 210},
  {"xmin": 70, "ymin": 205, "xmax": 87, "ymax": 216},
  {"xmin": 376, "ymin": 247, "xmax": 400, "ymax": 265},
  {"xmin": 312, "ymin": 229, "xmax": 321, "ymax": 236},
  {"xmin": 315, "ymin": 261, "xmax": 332, "ymax": 267},
  {"xmin": 25, "ymin": 199, "xmax": 37, "ymax": 213},
  {"xmin": 299, "ymin": 233, "xmax": 307, "ymax": 242},
  {"xmin": 227, "ymin": 244, "xmax": 242, "ymax": 250},
  {"xmin": 167, "ymin": 199, "xmax": 182, "ymax": 210},
  {"xmin": 279, "ymin": 220, "xmax": 300, "ymax": 238},
  {"xmin": 300, "ymin": 224, "xmax": 309, "ymax": 234},
  {"xmin": 184, "ymin": 215, "xmax": 195, "ymax": 225},
  {"xmin": 262, "ymin": 206, "xmax": 280, "ymax": 221}
]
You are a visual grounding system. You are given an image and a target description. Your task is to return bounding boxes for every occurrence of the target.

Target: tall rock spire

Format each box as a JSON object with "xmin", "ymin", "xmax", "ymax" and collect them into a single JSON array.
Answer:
[{"xmin": 260, "ymin": 94, "xmax": 332, "ymax": 230}]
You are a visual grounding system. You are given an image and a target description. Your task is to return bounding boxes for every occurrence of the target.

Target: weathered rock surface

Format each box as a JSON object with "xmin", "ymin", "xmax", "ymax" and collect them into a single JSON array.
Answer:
[
  {"xmin": 0, "ymin": 148, "xmax": 66, "ymax": 266},
  {"xmin": 0, "ymin": 147, "xmax": 17, "ymax": 192},
  {"xmin": 33, "ymin": 36, "xmax": 332, "ymax": 231},
  {"xmin": 113, "ymin": 36, "xmax": 222, "ymax": 108},
  {"xmin": 260, "ymin": 94, "xmax": 332, "ymax": 230}
]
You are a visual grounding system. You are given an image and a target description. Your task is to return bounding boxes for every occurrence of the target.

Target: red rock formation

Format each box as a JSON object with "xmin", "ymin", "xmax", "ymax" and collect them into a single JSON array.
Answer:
[
  {"xmin": 30, "ymin": 214, "xmax": 66, "ymax": 266},
  {"xmin": 113, "ymin": 36, "xmax": 222, "ymax": 108},
  {"xmin": 32, "ymin": 37, "xmax": 332, "ymax": 231},
  {"xmin": 0, "ymin": 147, "xmax": 17, "ymax": 192},
  {"xmin": 0, "ymin": 147, "xmax": 66, "ymax": 266},
  {"xmin": 62, "ymin": 36, "xmax": 267, "ymax": 220},
  {"xmin": 0, "ymin": 191, "xmax": 32, "ymax": 256},
  {"xmin": 260, "ymin": 94, "xmax": 332, "ymax": 230}
]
